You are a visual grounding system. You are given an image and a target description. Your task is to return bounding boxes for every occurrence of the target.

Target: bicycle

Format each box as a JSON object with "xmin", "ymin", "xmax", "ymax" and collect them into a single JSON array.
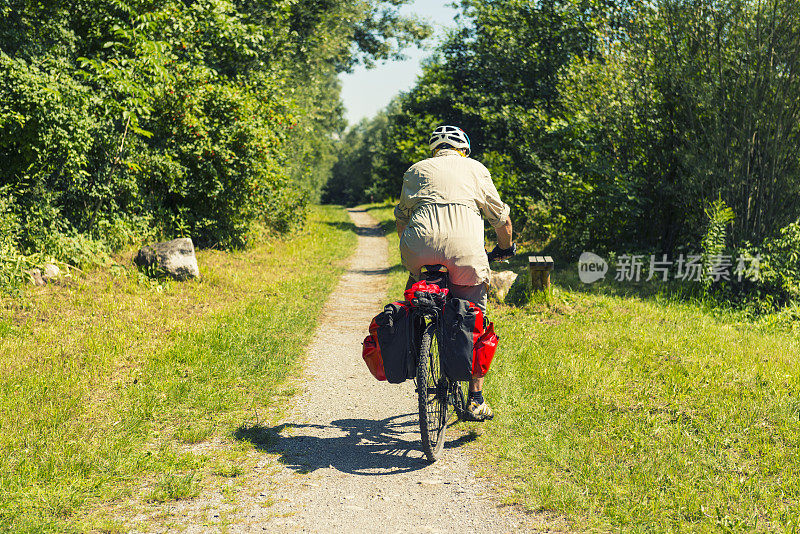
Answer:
[
  {"xmin": 410, "ymin": 264, "xmax": 469, "ymax": 462},
  {"xmin": 411, "ymin": 244, "xmax": 516, "ymax": 462}
]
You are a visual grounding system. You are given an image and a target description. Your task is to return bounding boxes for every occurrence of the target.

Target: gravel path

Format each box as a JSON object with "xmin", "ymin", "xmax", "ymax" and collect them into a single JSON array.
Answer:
[
  {"xmin": 137, "ymin": 209, "xmax": 553, "ymax": 533},
  {"xmin": 214, "ymin": 208, "xmax": 546, "ymax": 533}
]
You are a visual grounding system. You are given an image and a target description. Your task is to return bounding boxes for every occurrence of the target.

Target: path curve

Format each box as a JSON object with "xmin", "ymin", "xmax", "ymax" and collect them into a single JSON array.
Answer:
[{"xmin": 228, "ymin": 209, "xmax": 542, "ymax": 532}]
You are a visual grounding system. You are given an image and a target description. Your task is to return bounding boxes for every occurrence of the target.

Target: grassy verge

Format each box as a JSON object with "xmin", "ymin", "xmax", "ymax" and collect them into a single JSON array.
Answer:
[
  {"xmin": 484, "ymin": 293, "xmax": 800, "ymax": 532},
  {"xmin": 0, "ymin": 205, "xmax": 356, "ymax": 532},
  {"xmin": 365, "ymin": 202, "xmax": 800, "ymax": 532},
  {"xmin": 361, "ymin": 202, "xmax": 407, "ymax": 299}
]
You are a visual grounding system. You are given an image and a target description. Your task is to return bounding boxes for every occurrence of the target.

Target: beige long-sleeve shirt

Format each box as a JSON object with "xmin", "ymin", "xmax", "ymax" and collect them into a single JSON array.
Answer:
[{"xmin": 394, "ymin": 149, "xmax": 511, "ymax": 286}]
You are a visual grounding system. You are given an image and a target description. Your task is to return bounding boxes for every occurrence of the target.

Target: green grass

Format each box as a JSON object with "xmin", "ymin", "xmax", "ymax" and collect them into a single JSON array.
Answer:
[
  {"xmin": 175, "ymin": 422, "xmax": 215, "ymax": 444},
  {"xmin": 365, "ymin": 202, "xmax": 800, "ymax": 532},
  {"xmin": 146, "ymin": 473, "xmax": 200, "ymax": 503},
  {"xmin": 210, "ymin": 461, "xmax": 244, "ymax": 478},
  {"xmin": 484, "ymin": 295, "xmax": 800, "ymax": 532},
  {"xmin": 0, "ymin": 205, "xmax": 356, "ymax": 532}
]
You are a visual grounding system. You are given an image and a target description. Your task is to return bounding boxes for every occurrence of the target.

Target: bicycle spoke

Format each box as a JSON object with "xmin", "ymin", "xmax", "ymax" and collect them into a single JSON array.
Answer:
[{"xmin": 417, "ymin": 322, "xmax": 448, "ymax": 462}]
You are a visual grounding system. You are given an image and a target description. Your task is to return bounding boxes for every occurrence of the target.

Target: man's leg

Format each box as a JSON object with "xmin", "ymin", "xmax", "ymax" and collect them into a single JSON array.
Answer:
[
  {"xmin": 469, "ymin": 376, "xmax": 484, "ymax": 393},
  {"xmin": 448, "ymin": 282, "xmax": 487, "ymax": 313}
]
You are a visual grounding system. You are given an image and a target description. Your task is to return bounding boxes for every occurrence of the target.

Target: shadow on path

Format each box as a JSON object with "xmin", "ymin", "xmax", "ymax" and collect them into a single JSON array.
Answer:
[
  {"xmin": 323, "ymin": 220, "xmax": 384, "ymax": 237},
  {"xmin": 348, "ymin": 264, "xmax": 405, "ymax": 276},
  {"xmin": 234, "ymin": 414, "xmax": 476, "ymax": 476}
]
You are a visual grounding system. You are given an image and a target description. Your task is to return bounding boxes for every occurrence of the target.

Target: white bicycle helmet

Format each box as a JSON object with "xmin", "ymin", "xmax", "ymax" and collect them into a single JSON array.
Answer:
[{"xmin": 429, "ymin": 125, "xmax": 471, "ymax": 156}]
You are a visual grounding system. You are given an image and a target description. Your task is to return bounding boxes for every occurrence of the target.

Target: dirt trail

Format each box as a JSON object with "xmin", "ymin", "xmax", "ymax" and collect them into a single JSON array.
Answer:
[{"xmin": 140, "ymin": 209, "xmax": 548, "ymax": 533}]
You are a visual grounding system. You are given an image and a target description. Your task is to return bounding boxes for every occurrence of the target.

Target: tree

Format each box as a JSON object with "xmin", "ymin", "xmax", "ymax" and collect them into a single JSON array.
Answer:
[{"xmin": 0, "ymin": 0, "xmax": 431, "ymax": 258}]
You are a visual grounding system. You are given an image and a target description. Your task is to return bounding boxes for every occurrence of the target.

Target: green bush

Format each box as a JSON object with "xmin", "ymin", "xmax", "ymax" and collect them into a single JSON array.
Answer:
[
  {"xmin": 701, "ymin": 198, "xmax": 735, "ymax": 291},
  {"xmin": 753, "ymin": 221, "xmax": 800, "ymax": 303},
  {"xmin": 140, "ymin": 70, "xmax": 308, "ymax": 247},
  {"xmin": 0, "ymin": 191, "xmax": 24, "ymax": 293},
  {"xmin": 0, "ymin": 0, "xmax": 429, "ymax": 290},
  {"xmin": 0, "ymin": 56, "xmax": 99, "ymax": 205},
  {"xmin": 703, "ymin": 220, "xmax": 800, "ymax": 313}
]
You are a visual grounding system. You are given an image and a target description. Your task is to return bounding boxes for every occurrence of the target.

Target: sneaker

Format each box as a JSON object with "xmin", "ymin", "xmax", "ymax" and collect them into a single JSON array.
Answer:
[{"xmin": 465, "ymin": 400, "xmax": 494, "ymax": 421}]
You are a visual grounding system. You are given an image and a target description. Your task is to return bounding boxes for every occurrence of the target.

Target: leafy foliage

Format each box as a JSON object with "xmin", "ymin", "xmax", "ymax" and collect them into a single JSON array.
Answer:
[
  {"xmin": 700, "ymin": 197, "xmax": 735, "ymax": 289},
  {"xmin": 0, "ymin": 191, "xmax": 24, "ymax": 292},
  {"xmin": 0, "ymin": 0, "xmax": 430, "ymax": 290},
  {"xmin": 749, "ymin": 221, "xmax": 800, "ymax": 304},
  {"xmin": 331, "ymin": 0, "xmax": 800, "ymax": 264},
  {"xmin": 322, "ymin": 112, "xmax": 391, "ymax": 205}
]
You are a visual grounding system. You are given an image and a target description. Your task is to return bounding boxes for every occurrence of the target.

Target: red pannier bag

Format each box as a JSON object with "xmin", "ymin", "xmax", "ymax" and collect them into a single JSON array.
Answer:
[
  {"xmin": 362, "ymin": 301, "xmax": 414, "ymax": 383},
  {"xmin": 362, "ymin": 319, "xmax": 386, "ymax": 381},
  {"xmin": 472, "ymin": 320, "xmax": 498, "ymax": 378},
  {"xmin": 440, "ymin": 298, "xmax": 500, "ymax": 381}
]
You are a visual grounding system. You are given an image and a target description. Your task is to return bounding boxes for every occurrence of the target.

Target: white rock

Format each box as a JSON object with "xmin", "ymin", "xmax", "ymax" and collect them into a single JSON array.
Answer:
[
  {"xmin": 134, "ymin": 238, "xmax": 200, "ymax": 280},
  {"xmin": 488, "ymin": 270, "xmax": 518, "ymax": 301},
  {"xmin": 42, "ymin": 263, "xmax": 60, "ymax": 281}
]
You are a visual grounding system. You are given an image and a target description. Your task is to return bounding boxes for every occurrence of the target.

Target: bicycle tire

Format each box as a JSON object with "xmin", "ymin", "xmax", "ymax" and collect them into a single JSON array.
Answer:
[
  {"xmin": 417, "ymin": 322, "xmax": 448, "ymax": 462},
  {"xmin": 451, "ymin": 381, "xmax": 468, "ymax": 421}
]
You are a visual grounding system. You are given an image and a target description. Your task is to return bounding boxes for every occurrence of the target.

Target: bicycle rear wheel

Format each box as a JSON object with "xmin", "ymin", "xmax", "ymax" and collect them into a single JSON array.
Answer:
[
  {"xmin": 417, "ymin": 322, "xmax": 448, "ymax": 462},
  {"xmin": 451, "ymin": 381, "xmax": 468, "ymax": 421}
]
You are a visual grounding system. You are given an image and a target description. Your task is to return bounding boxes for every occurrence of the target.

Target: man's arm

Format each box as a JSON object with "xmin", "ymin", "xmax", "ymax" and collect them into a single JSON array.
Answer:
[{"xmin": 494, "ymin": 216, "xmax": 513, "ymax": 249}]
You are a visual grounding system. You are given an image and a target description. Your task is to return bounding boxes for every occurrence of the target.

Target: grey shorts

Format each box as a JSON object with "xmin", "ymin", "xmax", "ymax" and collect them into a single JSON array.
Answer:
[{"xmin": 405, "ymin": 275, "xmax": 487, "ymax": 312}]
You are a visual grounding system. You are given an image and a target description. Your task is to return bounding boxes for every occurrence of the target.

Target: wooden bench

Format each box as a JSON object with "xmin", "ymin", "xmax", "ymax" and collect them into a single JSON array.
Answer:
[{"xmin": 529, "ymin": 255, "xmax": 554, "ymax": 291}]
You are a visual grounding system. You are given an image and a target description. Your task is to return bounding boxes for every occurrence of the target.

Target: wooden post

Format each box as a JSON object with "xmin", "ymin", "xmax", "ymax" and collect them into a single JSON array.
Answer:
[{"xmin": 529, "ymin": 256, "xmax": 554, "ymax": 291}]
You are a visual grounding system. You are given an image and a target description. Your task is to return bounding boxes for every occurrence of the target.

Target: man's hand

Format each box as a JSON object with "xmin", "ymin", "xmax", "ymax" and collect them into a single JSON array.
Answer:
[{"xmin": 487, "ymin": 243, "xmax": 517, "ymax": 262}]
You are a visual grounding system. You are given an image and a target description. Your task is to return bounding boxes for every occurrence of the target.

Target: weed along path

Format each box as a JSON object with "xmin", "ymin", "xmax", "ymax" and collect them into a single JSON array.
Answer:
[{"xmin": 219, "ymin": 208, "xmax": 543, "ymax": 533}]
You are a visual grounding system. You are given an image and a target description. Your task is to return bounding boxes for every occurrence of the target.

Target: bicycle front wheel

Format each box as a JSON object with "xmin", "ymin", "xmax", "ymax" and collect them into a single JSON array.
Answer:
[{"xmin": 417, "ymin": 322, "xmax": 448, "ymax": 462}]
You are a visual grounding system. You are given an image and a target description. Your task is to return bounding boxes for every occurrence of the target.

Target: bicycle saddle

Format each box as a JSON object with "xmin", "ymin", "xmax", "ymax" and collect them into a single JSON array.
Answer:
[{"xmin": 420, "ymin": 264, "xmax": 449, "ymax": 288}]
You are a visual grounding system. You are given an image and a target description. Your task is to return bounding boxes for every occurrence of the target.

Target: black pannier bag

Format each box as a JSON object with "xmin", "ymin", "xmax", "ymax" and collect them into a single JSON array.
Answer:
[
  {"xmin": 440, "ymin": 298, "xmax": 485, "ymax": 382},
  {"xmin": 373, "ymin": 302, "xmax": 415, "ymax": 383}
]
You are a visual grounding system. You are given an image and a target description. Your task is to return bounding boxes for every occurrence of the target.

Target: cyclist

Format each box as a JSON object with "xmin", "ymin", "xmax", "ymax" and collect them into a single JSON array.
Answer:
[{"xmin": 394, "ymin": 125, "xmax": 516, "ymax": 422}]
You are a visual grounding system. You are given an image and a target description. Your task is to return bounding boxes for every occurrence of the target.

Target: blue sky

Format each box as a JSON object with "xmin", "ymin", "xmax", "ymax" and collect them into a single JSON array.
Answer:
[{"xmin": 339, "ymin": 0, "xmax": 460, "ymax": 126}]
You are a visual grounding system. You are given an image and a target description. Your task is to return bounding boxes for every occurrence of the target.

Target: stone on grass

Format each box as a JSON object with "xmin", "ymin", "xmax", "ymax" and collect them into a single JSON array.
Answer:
[
  {"xmin": 42, "ymin": 263, "xmax": 60, "ymax": 282},
  {"xmin": 134, "ymin": 238, "xmax": 200, "ymax": 281},
  {"xmin": 488, "ymin": 270, "xmax": 518, "ymax": 302}
]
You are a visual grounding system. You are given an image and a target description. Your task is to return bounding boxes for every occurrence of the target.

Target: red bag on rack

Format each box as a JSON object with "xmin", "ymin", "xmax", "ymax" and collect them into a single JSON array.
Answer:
[
  {"xmin": 362, "ymin": 319, "xmax": 386, "ymax": 381},
  {"xmin": 472, "ymin": 321, "xmax": 499, "ymax": 378},
  {"xmin": 362, "ymin": 301, "xmax": 414, "ymax": 383},
  {"xmin": 441, "ymin": 298, "xmax": 500, "ymax": 380},
  {"xmin": 403, "ymin": 280, "xmax": 449, "ymax": 304}
]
